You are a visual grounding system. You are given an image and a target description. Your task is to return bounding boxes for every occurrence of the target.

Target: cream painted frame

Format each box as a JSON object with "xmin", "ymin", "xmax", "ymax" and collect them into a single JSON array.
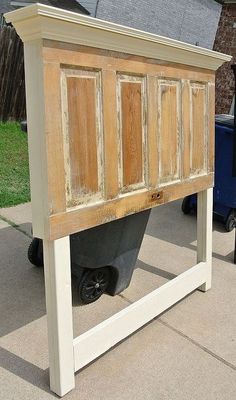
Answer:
[
  {"xmin": 5, "ymin": 4, "xmax": 230, "ymax": 396},
  {"xmin": 43, "ymin": 188, "xmax": 213, "ymax": 396}
]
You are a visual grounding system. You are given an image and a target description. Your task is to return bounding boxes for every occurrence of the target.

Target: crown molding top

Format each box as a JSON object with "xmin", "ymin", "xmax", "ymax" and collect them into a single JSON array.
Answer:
[{"xmin": 5, "ymin": 3, "xmax": 232, "ymax": 70}]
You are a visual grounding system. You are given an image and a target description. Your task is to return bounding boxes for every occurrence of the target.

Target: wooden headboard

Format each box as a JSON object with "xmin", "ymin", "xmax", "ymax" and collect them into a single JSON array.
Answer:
[{"xmin": 6, "ymin": 4, "xmax": 231, "ymax": 240}]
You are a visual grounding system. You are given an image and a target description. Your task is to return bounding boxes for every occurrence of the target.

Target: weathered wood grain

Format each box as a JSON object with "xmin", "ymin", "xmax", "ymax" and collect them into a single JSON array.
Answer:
[
  {"xmin": 208, "ymin": 81, "xmax": 215, "ymax": 173},
  {"xmin": 61, "ymin": 68, "xmax": 104, "ymax": 207},
  {"xmin": 147, "ymin": 75, "xmax": 158, "ymax": 188},
  {"xmin": 158, "ymin": 80, "xmax": 180, "ymax": 184},
  {"xmin": 102, "ymin": 70, "xmax": 119, "ymax": 200},
  {"xmin": 190, "ymin": 83, "xmax": 207, "ymax": 176},
  {"xmin": 182, "ymin": 80, "xmax": 191, "ymax": 179},
  {"xmin": 49, "ymin": 174, "xmax": 214, "ymax": 240},
  {"xmin": 67, "ymin": 76, "xmax": 98, "ymax": 198},
  {"xmin": 120, "ymin": 80, "xmax": 143, "ymax": 188},
  {"xmin": 44, "ymin": 62, "xmax": 66, "ymax": 214},
  {"xmin": 43, "ymin": 41, "xmax": 215, "ymax": 83},
  {"xmin": 33, "ymin": 43, "xmax": 216, "ymax": 239}
]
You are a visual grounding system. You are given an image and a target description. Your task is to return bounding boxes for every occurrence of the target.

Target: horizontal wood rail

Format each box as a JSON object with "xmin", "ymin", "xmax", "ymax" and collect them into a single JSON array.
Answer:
[{"xmin": 73, "ymin": 261, "xmax": 208, "ymax": 372}]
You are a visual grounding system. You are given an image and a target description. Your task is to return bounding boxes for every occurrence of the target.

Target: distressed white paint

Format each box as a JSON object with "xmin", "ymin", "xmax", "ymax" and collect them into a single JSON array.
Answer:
[
  {"xmin": 41, "ymin": 190, "xmax": 213, "ymax": 395},
  {"xmin": 189, "ymin": 82, "xmax": 208, "ymax": 177},
  {"xmin": 5, "ymin": 4, "xmax": 231, "ymax": 70},
  {"xmin": 158, "ymin": 79, "xmax": 181, "ymax": 186},
  {"xmin": 43, "ymin": 236, "xmax": 75, "ymax": 396},
  {"xmin": 23, "ymin": 39, "xmax": 49, "ymax": 238}
]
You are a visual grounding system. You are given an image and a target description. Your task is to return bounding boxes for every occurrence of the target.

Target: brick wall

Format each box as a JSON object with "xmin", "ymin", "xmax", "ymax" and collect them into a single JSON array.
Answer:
[{"xmin": 213, "ymin": 4, "xmax": 236, "ymax": 114}]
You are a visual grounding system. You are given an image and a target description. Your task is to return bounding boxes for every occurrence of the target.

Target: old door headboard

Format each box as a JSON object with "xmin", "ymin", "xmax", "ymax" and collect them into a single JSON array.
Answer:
[
  {"xmin": 5, "ymin": 5, "xmax": 231, "ymax": 398},
  {"xmin": 6, "ymin": 5, "xmax": 231, "ymax": 240}
]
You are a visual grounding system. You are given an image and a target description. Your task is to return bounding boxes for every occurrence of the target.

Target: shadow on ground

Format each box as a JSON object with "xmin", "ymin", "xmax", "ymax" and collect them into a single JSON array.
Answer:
[{"xmin": 146, "ymin": 200, "xmax": 235, "ymax": 264}]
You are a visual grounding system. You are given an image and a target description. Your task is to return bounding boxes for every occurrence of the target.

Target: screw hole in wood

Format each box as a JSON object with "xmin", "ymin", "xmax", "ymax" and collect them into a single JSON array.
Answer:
[{"xmin": 151, "ymin": 192, "xmax": 162, "ymax": 201}]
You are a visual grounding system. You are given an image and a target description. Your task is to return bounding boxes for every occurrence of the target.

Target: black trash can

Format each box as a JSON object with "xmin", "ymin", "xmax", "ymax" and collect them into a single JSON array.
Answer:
[{"xmin": 28, "ymin": 210, "xmax": 150, "ymax": 304}]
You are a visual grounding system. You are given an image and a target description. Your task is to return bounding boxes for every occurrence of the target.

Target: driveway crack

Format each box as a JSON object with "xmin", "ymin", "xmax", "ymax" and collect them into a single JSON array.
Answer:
[
  {"xmin": 0, "ymin": 215, "xmax": 32, "ymax": 239},
  {"xmin": 158, "ymin": 318, "xmax": 236, "ymax": 372}
]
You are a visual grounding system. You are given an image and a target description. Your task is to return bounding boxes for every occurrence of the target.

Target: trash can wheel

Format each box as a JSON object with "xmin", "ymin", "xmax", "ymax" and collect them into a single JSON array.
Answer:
[
  {"xmin": 225, "ymin": 210, "xmax": 236, "ymax": 232},
  {"xmin": 28, "ymin": 238, "xmax": 43, "ymax": 267},
  {"xmin": 78, "ymin": 267, "xmax": 111, "ymax": 304},
  {"xmin": 181, "ymin": 196, "xmax": 191, "ymax": 215}
]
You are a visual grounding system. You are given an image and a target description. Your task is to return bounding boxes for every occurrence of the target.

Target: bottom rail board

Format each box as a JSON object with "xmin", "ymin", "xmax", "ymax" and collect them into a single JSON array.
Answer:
[{"xmin": 73, "ymin": 261, "xmax": 208, "ymax": 371}]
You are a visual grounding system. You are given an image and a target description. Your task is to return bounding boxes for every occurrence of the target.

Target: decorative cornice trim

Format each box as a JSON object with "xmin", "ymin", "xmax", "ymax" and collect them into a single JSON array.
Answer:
[{"xmin": 5, "ymin": 3, "xmax": 232, "ymax": 70}]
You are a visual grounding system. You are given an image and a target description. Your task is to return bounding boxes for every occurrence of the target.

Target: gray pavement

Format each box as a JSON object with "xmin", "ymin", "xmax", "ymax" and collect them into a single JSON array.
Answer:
[{"xmin": 0, "ymin": 200, "xmax": 236, "ymax": 400}]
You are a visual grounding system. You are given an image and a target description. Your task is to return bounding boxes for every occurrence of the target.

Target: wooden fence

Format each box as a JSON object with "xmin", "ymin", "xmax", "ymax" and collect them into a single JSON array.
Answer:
[{"xmin": 0, "ymin": 22, "xmax": 26, "ymax": 121}]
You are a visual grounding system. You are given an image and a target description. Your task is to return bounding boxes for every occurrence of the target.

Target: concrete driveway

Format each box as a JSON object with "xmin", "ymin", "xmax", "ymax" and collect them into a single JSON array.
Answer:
[{"xmin": 0, "ymin": 200, "xmax": 236, "ymax": 400}]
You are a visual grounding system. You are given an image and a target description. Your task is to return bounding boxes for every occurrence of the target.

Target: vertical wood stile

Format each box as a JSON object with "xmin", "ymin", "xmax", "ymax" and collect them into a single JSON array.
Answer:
[
  {"xmin": 158, "ymin": 80, "xmax": 181, "ymax": 185},
  {"xmin": 44, "ymin": 62, "xmax": 66, "ymax": 214},
  {"xmin": 182, "ymin": 79, "xmax": 191, "ymax": 179},
  {"xmin": 190, "ymin": 83, "xmax": 207, "ymax": 176},
  {"xmin": 208, "ymin": 81, "xmax": 215, "ymax": 173},
  {"xmin": 24, "ymin": 39, "xmax": 49, "ymax": 238},
  {"xmin": 147, "ymin": 75, "xmax": 158, "ymax": 188},
  {"xmin": 102, "ymin": 69, "xmax": 119, "ymax": 199}
]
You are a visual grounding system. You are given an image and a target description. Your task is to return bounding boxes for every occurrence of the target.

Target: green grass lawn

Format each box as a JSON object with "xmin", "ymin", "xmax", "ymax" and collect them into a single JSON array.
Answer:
[{"xmin": 0, "ymin": 122, "xmax": 30, "ymax": 208}]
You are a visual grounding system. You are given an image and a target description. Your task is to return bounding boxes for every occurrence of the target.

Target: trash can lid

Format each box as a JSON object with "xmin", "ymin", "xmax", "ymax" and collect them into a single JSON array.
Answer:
[{"xmin": 215, "ymin": 114, "xmax": 235, "ymax": 129}]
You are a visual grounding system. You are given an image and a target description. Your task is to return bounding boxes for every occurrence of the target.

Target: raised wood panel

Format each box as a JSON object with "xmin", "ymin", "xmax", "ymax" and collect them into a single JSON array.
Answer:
[
  {"xmin": 117, "ymin": 76, "xmax": 147, "ymax": 192},
  {"xmin": 67, "ymin": 77, "xmax": 98, "ymax": 194},
  {"xmin": 61, "ymin": 69, "xmax": 104, "ymax": 208},
  {"xmin": 190, "ymin": 83, "xmax": 207, "ymax": 176},
  {"xmin": 158, "ymin": 80, "xmax": 181, "ymax": 185},
  {"xmin": 121, "ymin": 81, "xmax": 143, "ymax": 187}
]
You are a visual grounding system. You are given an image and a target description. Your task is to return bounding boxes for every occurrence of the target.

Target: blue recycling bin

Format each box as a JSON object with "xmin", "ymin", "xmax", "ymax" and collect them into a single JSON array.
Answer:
[{"xmin": 182, "ymin": 114, "xmax": 236, "ymax": 231}]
